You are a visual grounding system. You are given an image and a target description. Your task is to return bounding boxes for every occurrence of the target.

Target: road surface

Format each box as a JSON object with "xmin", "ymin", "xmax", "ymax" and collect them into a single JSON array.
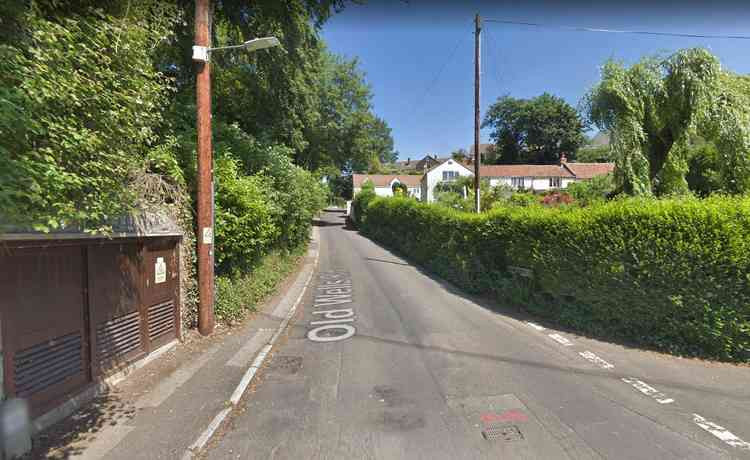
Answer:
[{"xmin": 205, "ymin": 209, "xmax": 750, "ymax": 459}]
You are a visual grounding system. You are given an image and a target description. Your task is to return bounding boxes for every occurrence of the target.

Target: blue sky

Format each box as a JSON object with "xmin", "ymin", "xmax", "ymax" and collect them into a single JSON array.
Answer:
[{"xmin": 320, "ymin": 1, "xmax": 750, "ymax": 161}]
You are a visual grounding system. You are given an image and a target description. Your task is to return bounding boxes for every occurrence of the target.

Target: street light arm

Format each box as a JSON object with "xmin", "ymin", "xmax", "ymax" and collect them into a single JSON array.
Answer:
[{"xmin": 193, "ymin": 36, "xmax": 281, "ymax": 62}]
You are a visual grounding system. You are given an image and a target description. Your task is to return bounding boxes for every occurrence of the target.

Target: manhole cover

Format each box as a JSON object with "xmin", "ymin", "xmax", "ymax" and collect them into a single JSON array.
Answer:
[{"xmin": 482, "ymin": 424, "xmax": 524, "ymax": 442}]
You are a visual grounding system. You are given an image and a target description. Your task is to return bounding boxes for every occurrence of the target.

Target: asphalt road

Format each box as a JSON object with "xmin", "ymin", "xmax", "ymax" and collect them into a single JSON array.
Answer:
[{"xmin": 205, "ymin": 210, "xmax": 750, "ymax": 459}]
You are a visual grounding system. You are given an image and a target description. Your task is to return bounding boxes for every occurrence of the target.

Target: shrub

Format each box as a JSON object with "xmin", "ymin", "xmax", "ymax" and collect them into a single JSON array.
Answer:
[
  {"xmin": 215, "ymin": 246, "xmax": 306, "ymax": 323},
  {"xmin": 566, "ymin": 173, "xmax": 616, "ymax": 206},
  {"xmin": 359, "ymin": 195, "xmax": 750, "ymax": 361},
  {"xmin": 351, "ymin": 182, "xmax": 376, "ymax": 227}
]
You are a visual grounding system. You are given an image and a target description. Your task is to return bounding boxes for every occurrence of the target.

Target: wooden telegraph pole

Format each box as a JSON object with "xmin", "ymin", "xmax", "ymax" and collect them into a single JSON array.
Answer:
[
  {"xmin": 474, "ymin": 13, "xmax": 481, "ymax": 213},
  {"xmin": 195, "ymin": 0, "xmax": 215, "ymax": 335}
]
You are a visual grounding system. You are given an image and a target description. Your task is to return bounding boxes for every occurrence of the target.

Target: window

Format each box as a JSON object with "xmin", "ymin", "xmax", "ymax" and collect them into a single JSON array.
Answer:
[
  {"xmin": 549, "ymin": 177, "xmax": 561, "ymax": 187},
  {"xmin": 442, "ymin": 171, "xmax": 459, "ymax": 181},
  {"xmin": 511, "ymin": 177, "xmax": 525, "ymax": 188}
]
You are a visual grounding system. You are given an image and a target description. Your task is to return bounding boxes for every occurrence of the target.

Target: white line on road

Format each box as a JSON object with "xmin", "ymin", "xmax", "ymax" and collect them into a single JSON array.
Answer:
[
  {"xmin": 693, "ymin": 413, "xmax": 750, "ymax": 450},
  {"xmin": 183, "ymin": 227, "xmax": 320, "ymax": 459},
  {"xmin": 621, "ymin": 378, "xmax": 674, "ymax": 404},
  {"xmin": 526, "ymin": 321, "xmax": 545, "ymax": 331},
  {"xmin": 226, "ymin": 329, "xmax": 274, "ymax": 367},
  {"xmin": 548, "ymin": 333, "xmax": 573, "ymax": 346},
  {"xmin": 579, "ymin": 351, "xmax": 615, "ymax": 369}
]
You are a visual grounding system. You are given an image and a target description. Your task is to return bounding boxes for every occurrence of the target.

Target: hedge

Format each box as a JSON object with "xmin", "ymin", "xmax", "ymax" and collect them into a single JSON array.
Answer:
[{"xmin": 358, "ymin": 195, "xmax": 750, "ymax": 362}]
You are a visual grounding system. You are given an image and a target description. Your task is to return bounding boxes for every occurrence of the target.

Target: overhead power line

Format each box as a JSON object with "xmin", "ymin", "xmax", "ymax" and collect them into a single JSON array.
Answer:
[
  {"xmin": 484, "ymin": 19, "xmax": 750, "ymax": 40},
  {"xmin": 408, "ymin": 26, "xmax": 470, "ymax": 119}
]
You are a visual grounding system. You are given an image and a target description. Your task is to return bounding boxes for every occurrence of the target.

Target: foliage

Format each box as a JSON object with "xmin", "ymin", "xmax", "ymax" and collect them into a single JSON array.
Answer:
[
  {"xmin": 0, "ymin": 4, "xmax": 180, "ymax": 232},
  {"xmin": 359, "ymin": 196, "xmax": 750, "ymax": 362},
  {"xmin": 584, "ymin": 48, "xmax": 750, "ymax": 196},
  {"xmin": 213, "ymin": 156, "xmax": 278, "ymax": 275},
  {"xmin": 565, "ymin": 174, "xmax": 616, "ymax": 206},
  {"xmin": 391, "ymin": 182, "xmax": 408, "ymax": 196},
  {"xmin": 216, "ymin": 244, "xmax": 307, "ymax": 324},
  {"xmin": 482, "ymin": 93, "xmax": 587, "ymax": 165},
  {"xmin": 351, "ymin": 182, "xmax": 376, "ymax": 227},
  {"xmin": 576, "ymin": 145, "xmax": 613, "ymax": 163},
  {"xmin": 451, "ymin": 148, "xmax": 469, "ymax": 162}
]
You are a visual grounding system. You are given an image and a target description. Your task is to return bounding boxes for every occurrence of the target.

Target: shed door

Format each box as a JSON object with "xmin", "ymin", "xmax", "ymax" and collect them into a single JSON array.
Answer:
[
  {"xmin": 88, "ymin": 243, "xmax": 146, "ymax": 377},
  {"xmin": 0, "ymin": 246, "xmax": 89, "ymax": 416},
  {"xmin": 142, "ymin": 240, "xmax": 179, "ymax": 350}
]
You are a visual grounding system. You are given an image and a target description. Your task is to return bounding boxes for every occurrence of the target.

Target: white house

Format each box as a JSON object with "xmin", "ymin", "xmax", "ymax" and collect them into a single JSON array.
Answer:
[
  {"xmin": 352, "ymin": 174, "xmax": 423, "ymax": 200},
  {"xmin": 420, "ymin": 159, "xmax": 474, "ymax": 203},
  {"xmin": 352, "ymin": 157, "xmax": 615, "ymax": 204}
]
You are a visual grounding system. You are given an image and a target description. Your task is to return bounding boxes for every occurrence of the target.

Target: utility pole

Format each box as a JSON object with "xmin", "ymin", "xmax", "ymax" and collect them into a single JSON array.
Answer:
[
  {"xmin": 195, "ymin": 0, "xmax": 214, "ymax": 336},
  {"xmin": 473, "ymin": 13, "xmax": 482, "ymax": 213}
]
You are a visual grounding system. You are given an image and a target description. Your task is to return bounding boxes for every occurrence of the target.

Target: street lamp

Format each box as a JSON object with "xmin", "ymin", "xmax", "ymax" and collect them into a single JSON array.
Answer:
[
  {"xmin": 193, "ymin": 0, "xmax": 281, "ymax": 336},
  {"xmin": 192, "ymin": 37, "xmax": 281, "ymax": 62}
]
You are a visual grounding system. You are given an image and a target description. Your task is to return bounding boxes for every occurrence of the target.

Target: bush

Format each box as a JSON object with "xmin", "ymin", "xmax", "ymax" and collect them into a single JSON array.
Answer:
[
  {"xmin": 215, "ymin": 245, "xmax": 306, "ymax": 323},
  {"xmin": 566, "ymin": 173, "xmax": 616, "ymax": 206},
  {"xmin": 351, "ymin": 182, "xmax": 376, "ymax": 228},
  {"xmin": 360, "ymin": 195, "xmax": 750, "ymax": 361}
]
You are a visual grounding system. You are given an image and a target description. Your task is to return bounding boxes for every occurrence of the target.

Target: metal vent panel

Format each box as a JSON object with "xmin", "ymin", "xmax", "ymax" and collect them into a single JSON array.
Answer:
[
  {"xmin": 14, "ymin": 332, "xmax": 83, "ymax": 398},
  {"xmin": 148, "ymin": 300, "xmax": 175, "ymax": 341},
  {"xmin": 96, "ymin": 310, "xmax": 142, "ymax": 364}
]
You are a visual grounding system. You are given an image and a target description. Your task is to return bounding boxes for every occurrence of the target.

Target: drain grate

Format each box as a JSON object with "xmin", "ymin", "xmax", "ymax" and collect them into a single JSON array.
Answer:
[{"xmin": 481, "ymin": 424, "xmax": 524, "ymax": 442}]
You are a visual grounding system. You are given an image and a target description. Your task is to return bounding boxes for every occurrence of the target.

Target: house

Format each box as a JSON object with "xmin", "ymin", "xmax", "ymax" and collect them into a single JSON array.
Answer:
[
  {"xmin": 353, "ymin": 155, "xmax": 615, "ymax": 204},
  {"xmin": 420, "ymin": 159, "xmax": 475, "ymax": 203},
  {"xmin": 352, "ymin": 174, "xmax": 423, "ymax": 200},
  {"xmin": 391, "ymin": 155, "xmax": 441, "ymax": 174}
]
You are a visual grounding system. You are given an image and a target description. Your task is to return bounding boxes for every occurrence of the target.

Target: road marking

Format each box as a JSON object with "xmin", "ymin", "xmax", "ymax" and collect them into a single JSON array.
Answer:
[
  {"xmin": 578, "ymin": 351, "xmax": 614, "ymax": 369},
  {"xmin": 548, "ymin": 333, "xmax": 573, "ymax": 346},
  {"xmin": 621, "ymin": 378, "xmax": 674, "ymax": 404},
  {"xmin": 183, "ymin": 227, "xmax": 320, "ymax": 459},
  {"xmin": 526, "ymin": 321, "xmax": 545, "ymax": 331},
  {"xmin": 307, "ymin": 271, "xmax": 357, "ymax": 343},
  {"xmin": 693, "ymin": 414, "xmax": 750, "ymax": 450}
]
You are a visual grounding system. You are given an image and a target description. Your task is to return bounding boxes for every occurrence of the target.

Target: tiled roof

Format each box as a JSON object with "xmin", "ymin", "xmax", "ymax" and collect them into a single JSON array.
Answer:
[
  {"xmin": 480, "ymin": 164, "xmax": 575, "ymax": 178},
  {"xmin": 564, "ymin": 162, "xmax": 615, "ymax": 179},
  {"xmin": 352, "ymin": 174, "xmax": 422, "ymax": 188}
]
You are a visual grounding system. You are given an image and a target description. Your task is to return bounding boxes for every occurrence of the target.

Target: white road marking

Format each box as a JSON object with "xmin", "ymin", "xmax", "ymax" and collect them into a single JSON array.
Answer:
[
  {"xmin": 526, "ymin": 321, "xmax": 545, "ymax": 331},
  {"xmin": 548, "ymin": 333, "xmax": 573, "ymax": 346},
  {"xmin": 621, "ymin": 378, "xmax": 674, "ymax": 404},
  {"xmin": 579, "ymin": 351, "xmax": 614, "ymax": 369},
  {"xmin": 183, "ymin": 227, "xmax": 321, "ymax": 459},
  {"xmin": 693, "ymin": 414, "xmax": 750, "ymax": 450}
]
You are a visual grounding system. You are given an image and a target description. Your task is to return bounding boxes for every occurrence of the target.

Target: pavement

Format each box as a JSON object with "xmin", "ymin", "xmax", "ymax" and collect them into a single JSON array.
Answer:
[
  {"xmin": 33, "ymin": 209, "xmax": 750, "ymax": 459},
  {"xmin": 202, "ymin": 209, "xmax": 750, "ymax": 460},
  {"xmin": 28, "ymin": 227, "xmax": 319, "ymax": 459}
]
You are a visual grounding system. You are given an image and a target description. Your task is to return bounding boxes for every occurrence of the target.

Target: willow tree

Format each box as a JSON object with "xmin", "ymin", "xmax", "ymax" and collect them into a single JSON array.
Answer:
[{"xmin": 584, "ymin": 48, "xmax": 750, "ymax": 195}]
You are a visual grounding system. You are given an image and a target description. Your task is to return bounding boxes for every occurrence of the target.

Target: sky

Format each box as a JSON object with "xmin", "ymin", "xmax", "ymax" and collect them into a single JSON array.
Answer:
[{"xmin": 320, "ymin": 0, "xmax": 750, "ymax": 161}]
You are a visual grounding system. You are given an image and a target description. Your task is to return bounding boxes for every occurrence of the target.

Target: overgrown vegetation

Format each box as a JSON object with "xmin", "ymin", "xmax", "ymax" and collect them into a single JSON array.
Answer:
[
  {"xmin": 358, "ymin": 196, "xmax": 750, "ymax": 362},
  {"xmin": 1, "ymin": 0, "xmax": 387, "ymax": 327},
  {"xmin": 215, "ymin": 244, "xmax": 307, "ymax": 324}
]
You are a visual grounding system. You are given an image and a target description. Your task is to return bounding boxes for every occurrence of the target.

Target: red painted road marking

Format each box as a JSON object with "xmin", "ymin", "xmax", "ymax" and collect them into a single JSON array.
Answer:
[{"xmin": 480, "ymin": 409, "xmax": 528, "ymax": 424}]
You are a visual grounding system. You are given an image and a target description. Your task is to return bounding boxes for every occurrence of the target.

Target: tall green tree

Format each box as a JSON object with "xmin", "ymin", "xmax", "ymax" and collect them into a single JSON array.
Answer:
[
  {"xmin": 482, "ymin": 93, "xmax": 587, "ymax": 165},
  {"xmin": 584, "ymin": 48, "xmax": 750, "ymax": 196}
]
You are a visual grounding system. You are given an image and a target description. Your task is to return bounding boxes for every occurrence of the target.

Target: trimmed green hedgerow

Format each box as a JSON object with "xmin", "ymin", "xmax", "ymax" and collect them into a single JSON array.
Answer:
[{"xmin": 360, "ymin": 195, "xmax": 750, "ymax": 361}]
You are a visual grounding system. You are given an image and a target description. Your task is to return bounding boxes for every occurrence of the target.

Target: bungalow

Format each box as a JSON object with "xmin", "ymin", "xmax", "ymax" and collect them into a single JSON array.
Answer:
[
  {"xmin": 352, "ymin": 156, "xmax": 615, "ymax": 204},
  {"xmin": 352, "ymin": 174, "xmax": 423, "ymax": 200}
]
